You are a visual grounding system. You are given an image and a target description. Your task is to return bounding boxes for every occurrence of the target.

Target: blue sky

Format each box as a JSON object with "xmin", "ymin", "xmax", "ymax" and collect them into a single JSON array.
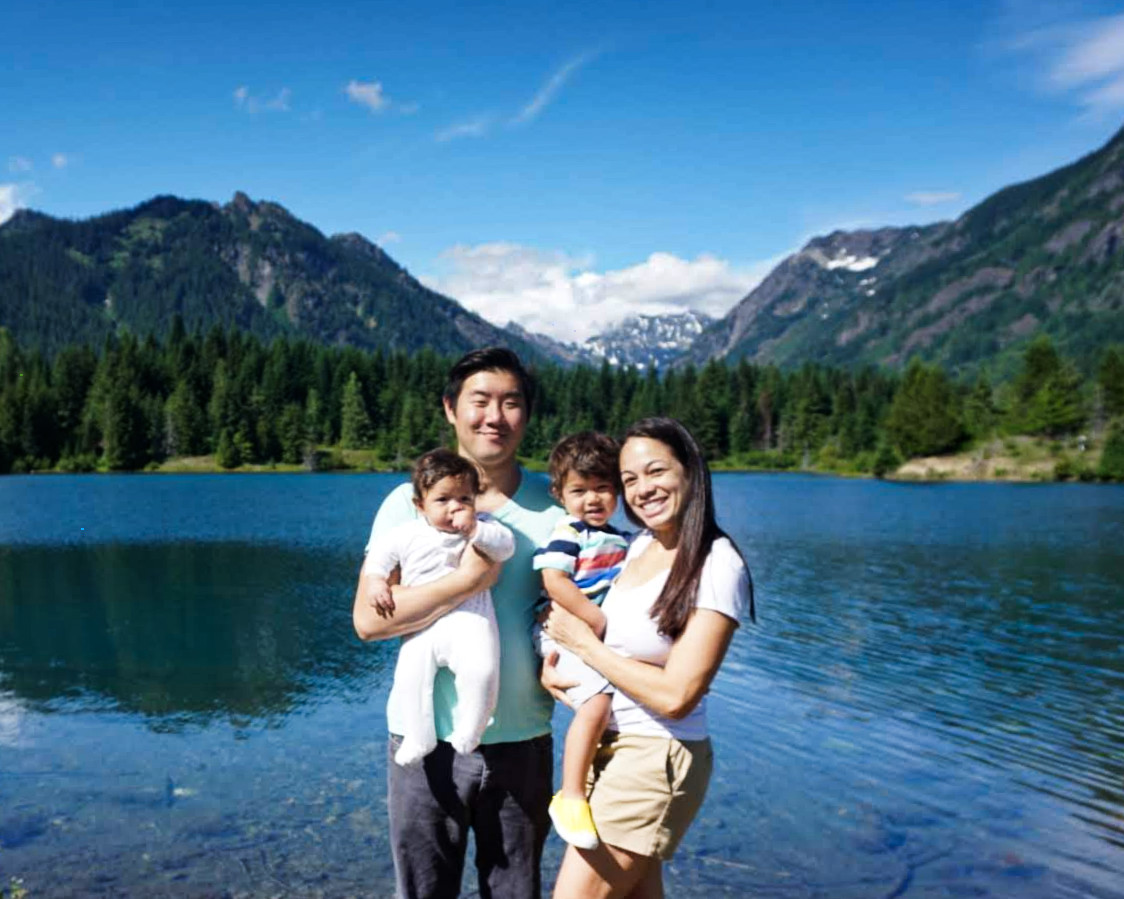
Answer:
[{"xmin": 4, "ymin": 0, "xmax": 1124, "ymax": 341}]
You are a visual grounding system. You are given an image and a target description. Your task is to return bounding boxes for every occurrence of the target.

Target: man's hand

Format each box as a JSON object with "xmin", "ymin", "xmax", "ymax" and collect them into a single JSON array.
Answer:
[
  {"xmin": 540, "ymin": 649, "xmax": 580, "ymax": 708},
  {"xmin": 460, "ymin": 542, "xmax": 500, "ymax": 589},
  {"xmin": 366, "ymin": 575, "xmax": 395, "ymax": 618}
]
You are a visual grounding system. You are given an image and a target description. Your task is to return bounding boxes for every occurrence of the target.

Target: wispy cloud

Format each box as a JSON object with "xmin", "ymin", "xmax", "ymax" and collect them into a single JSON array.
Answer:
[
  {"xmin": 345, "ymin": 79, "xmax": 390, "ymax": 113},
  {"xmin": 344, "ymin": 79, "xmax": 417, "ymax": 116},
  {"xmin": 7, "ymin": 156, "xmax": 32, "ymax": 174},
  {"xmin": 1003, "ymin": 12, "xmax": 1124, "ymax": 115},
  {"xmin": 233, "ymin": 85, "xmax": 292, "ymax": 114},
  {"xmin": 436, "ymin": 117, "xmax": 492, "ymax": 143},
  {"xmin": 421, "ymin": 242, "xmax": 776, "ymax": 342},
  {"xmin": 51, "ymin": 153, "xmax": 69, "ymax": 169},
  {"xmin": 905, "ymin": 191, "xmax": 962, "ymax": 206},
  {"xmin": 377, "ymin": 230, "xmax": 402, "ymax": 245},
  {"xmin": 511, "ymin": 52, "xmax": 595, "ymax": 125}
]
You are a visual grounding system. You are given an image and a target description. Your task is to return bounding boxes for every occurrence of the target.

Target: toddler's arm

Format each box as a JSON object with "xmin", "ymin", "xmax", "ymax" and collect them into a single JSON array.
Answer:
[
  {"xmin": 533, "ymin": 519, "xmax": 607, "ymax": 636},
  {"xmin": 541, "ymin": 569, "xmax": 607, "ymax": 637}
]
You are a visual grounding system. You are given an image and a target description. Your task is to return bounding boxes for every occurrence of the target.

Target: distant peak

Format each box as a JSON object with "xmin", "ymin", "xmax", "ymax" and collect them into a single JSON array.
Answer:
[
  {"xmin": 230, "ymin": 190, "xmax": 254, "ymax": 212},
  {"xmin": 225, "ymin": 191, "xmax": 292, "ymax": 220}
]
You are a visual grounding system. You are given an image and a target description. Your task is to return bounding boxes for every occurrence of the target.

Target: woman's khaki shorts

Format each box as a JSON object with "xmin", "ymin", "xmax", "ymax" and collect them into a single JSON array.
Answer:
[{"xmin": 586, "ymin": 730, "xmax": 713, "ymax": 860}]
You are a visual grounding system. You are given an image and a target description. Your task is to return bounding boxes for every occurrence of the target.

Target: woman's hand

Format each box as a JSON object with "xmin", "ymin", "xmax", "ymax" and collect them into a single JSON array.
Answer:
[
  {"xmin": 543, "ymin": 601, "xmax": 598, "ymax": 656},
  {"xmin": 540, "ymin": 649, "xmax": 579, "ymax": 708}
]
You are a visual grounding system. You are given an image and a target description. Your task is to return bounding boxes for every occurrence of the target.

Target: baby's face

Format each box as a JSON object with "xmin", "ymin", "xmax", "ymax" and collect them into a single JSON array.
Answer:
[
  {"xmin": 417, "ymin": 474, "xmax": 477, "ymax": 532},
  {"xmin": 558, "ymin": 471, "xmax": 618, "ymax": 529}
]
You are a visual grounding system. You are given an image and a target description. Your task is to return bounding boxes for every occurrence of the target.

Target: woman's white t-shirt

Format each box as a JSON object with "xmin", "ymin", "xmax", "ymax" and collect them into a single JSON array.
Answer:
[{"xmin": 600, "ymin": 532, "xmax": 751, "ymax": 741}]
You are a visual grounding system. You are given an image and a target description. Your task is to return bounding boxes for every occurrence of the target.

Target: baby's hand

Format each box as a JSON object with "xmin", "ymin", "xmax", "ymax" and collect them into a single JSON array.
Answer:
[
  {"xmin": 450, "ymin": 508, "xmax": 477, "ymax": 538},
  {"xmin": 367, "ymin": 577, "xmax": 395, "ymax": 617}
]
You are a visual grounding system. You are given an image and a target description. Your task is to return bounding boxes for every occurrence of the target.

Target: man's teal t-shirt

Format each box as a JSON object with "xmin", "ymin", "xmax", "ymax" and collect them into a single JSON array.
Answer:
[{"xmin": 365, "ymin": 469, "xmax": 562, "ymax": 744}]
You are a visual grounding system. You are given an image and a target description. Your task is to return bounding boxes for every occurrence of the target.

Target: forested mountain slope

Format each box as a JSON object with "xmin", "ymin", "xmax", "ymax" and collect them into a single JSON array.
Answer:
[
  {"xmin": 684, "ymin": 123, "xmax": 1124, "ymax": 375},
  {"xmin": 0, "ymin": 192, "xmax": 545, "ymax": 359}
]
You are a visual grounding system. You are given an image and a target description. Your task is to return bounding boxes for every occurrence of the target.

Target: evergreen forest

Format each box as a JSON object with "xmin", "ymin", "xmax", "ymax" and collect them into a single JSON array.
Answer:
[{"xmin": 1, "ymin": 322, "xmax": 1123, "ymax": 481}]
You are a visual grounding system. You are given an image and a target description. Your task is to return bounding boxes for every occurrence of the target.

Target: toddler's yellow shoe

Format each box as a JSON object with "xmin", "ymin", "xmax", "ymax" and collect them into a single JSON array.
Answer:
[{"xmin": 548, "ymin": 792, "xmax": 600, "ymax": 850}]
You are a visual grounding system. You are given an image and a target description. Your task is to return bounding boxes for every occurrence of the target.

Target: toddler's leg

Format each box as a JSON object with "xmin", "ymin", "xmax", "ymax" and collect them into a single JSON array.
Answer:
[
  {"xmin": 393, "ymin": 632, "xmax": 439, "ymax": 767},
  {"xmin": 444, "ymin": 610, "xmax": 499, "ymax": 755},
  {"xmin": 560, "ymin": 692, "xmax": 611, "ymax": 799},
  {"xmin": 548, "ymin": 691, "xmax": 610, "ymax": 850}
]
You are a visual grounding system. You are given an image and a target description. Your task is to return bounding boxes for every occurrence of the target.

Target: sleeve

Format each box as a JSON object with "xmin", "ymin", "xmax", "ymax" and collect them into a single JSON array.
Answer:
[
  {"xmin": 695, "ymin": 539, "xmax": 750, "ymax": 626},
  {"xmin": 471, "ymin": 515, "xmax": 516, "ymax": 563},
  {"xmin": 362, "ymin": 525, "xmax": 404, "ymax": 579},
  {"xmin": 363, "ymin": 483, "xmax": 417, "ymax": 556},
  {"xmin": 531, "ymin": 518, "xmax": 581, "ymax": 575}
]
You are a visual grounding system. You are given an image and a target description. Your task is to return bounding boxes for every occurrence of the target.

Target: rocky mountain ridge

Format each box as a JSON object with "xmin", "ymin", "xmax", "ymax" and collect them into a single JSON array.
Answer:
[
  {"xmin": 0, "ymin": 192, "xmax": 546, "ymax": 360},
  {"xmin": 682, "ymin": 122, "xmax": 1124, "ymax": 375}
]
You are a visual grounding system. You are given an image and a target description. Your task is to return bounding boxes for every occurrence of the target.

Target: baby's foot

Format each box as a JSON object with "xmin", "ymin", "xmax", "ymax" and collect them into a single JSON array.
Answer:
[{"xmin": 394, "ymin": 739, "xmax": 430, "ymax": 767}]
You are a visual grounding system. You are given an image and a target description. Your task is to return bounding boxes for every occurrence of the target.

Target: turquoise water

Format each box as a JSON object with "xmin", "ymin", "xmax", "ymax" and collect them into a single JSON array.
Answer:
[{"xmin": 0, "ymin": 473, "xmax": 1122, "ymax": 897}]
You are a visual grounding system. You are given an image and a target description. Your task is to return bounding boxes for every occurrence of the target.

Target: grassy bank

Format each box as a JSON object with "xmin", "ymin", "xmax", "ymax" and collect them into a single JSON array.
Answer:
[{"xmin": 19, "ymin": 435, "xmax": 1116, "ymax": 483}]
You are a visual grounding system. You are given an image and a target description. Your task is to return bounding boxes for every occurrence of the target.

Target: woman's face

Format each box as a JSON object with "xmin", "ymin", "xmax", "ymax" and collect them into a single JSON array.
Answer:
[{"xmin": 619, "ymin": 436, "xmax": 689, "ymax": 538}]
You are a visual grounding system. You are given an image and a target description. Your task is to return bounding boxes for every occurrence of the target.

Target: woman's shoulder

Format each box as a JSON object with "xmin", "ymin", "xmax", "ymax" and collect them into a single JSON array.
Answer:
[
  {"xmin": 705, "ymin": 535, "xmax": 745, "ymax": 571},
  {"xmin": 697, "ymin": 535, "xmax": 751, "ymax": 621}
]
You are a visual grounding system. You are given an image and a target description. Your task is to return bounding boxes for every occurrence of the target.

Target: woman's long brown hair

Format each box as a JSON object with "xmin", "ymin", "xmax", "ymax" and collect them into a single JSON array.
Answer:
[{"xmin": 621, "ymin": 417, "xmax": 755, "ymax": 639}]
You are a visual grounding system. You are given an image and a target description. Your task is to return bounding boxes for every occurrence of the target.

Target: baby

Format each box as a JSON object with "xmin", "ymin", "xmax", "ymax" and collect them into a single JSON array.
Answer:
[
  {"xmin": 533, "ymin": 431, "xmax": 630, "ymax": 850},
  {"xmin": 364, "ymin": 448, "xmax": 515, "ymax": 767}
]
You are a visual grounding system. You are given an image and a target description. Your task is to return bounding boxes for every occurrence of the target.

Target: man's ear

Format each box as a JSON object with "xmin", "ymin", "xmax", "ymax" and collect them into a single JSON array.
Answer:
[{"xmin": 443, "ymin": 396, "xmax": 457, "ymax": 426}]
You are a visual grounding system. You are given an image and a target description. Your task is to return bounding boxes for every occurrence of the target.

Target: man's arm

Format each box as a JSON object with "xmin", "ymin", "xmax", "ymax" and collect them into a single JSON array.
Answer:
[{"xmin": 353, "ymin": 546, "xmax": 500, "ymax": 641}]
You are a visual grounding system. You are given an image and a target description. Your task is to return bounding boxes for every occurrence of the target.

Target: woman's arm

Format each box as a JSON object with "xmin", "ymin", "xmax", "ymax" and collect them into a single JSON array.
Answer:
[
  {"xmin": 353, "ymin": 547, "xmax": 500, "ymax": 641},
  {"xmin": 543, "ymin": 603, "xmax": 737, "ymax": 720}
]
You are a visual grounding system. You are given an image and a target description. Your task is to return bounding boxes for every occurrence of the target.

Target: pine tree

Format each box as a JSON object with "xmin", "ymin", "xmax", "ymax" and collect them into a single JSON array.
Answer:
[
  {"xmin": 103, "ymin": 381, "xmax": 148, "ymax": 470},
  {"xmin": 1098, "ymin": 420, "xmax": 1124, "ymax": 481},
  {"xmin": 1098, "ymin": 346, "xmax": 1124, "ymax": 419},
  {"xmin": 340, "ymin": 371, "xmax": 374, "ymax": 449},
  {"xmin": 886, "ymin": 360, "xmax": 965, "ymax": 458}
]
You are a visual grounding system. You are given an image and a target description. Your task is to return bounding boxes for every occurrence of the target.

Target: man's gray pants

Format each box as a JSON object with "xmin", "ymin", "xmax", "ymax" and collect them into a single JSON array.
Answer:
[{"xmin": 388, "ymin": 733, "xmax": 553, "ymax": 899}]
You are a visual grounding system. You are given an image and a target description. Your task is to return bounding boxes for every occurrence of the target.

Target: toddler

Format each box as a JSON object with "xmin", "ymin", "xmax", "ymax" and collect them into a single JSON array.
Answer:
[
  {"xmin": 533, "ymin": 431, "xmax": 630, "ymax": 850},
  {"xmin": 364, "ymin": 448, "xmax": 515, "ymax": 767}
]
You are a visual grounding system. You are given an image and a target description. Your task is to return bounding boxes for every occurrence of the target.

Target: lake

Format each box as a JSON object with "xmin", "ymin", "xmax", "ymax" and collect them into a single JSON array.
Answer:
[{"xmin": 0, "ymin": 473, "xmax": 1122, "ymax": 898}]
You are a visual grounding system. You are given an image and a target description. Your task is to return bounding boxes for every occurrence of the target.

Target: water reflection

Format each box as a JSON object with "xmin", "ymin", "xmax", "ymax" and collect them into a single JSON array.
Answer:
[{"xmin": 0, "ymin": 542, "xmax": 392, "ymax": 725}]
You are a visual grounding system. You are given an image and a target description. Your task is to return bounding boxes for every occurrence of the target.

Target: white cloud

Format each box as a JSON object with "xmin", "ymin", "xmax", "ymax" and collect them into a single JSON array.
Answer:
[
  {"xmin": 0, "ymin": 182, "xmax": 33, "ymax": 225},
  {"xmin": 51, "ymin": 153, "xmax": 69, "ymax": 169},
  {"xmin": 233, "ymin": 85, "xmax": 291, "ymax": 114},
  {"xmin": 512, "ymin": 52, "xmax": 594, "ymax": 125},
  {"xmin": 436, "ymin": 117, "xmax": 492, "ymax": 143},
  {"xmin": 905, "ymin": 191, "xmax": 962, "ymax": 206},
  {"xmin": 377, "ymin": 230, "xmax": 402, "ymax": 245},
  {"xmin": 345, "ymin": 79, "xmax": 390, "ymax": 113},
  {"xmin": 1005, "ymin": 13, "xmax": 1124, "ymax": 114},
  {"xmin": 7, "ymin": 156, "xmax": 32, "ymax": 173},
  {"xmin": 421, "ymin": 243, "xmax": 776, "ymax": 343}
]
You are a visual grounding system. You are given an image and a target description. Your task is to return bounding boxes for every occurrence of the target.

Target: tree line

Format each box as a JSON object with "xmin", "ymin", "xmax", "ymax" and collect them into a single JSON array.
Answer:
[{"xmin": 1, "ymin": 321, "xmax": 1122, "ymax": 480}]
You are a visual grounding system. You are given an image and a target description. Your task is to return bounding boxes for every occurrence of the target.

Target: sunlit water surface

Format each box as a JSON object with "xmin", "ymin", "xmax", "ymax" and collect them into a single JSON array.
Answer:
[{"xmin": 0, "ymin": 473, "xmax": 1122, "ymax": 897}]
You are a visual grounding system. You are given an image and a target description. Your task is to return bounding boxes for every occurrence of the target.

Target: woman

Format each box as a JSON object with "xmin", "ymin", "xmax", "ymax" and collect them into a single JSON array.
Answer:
[{"xmin": 542, "ymin": 416, "xmax": 755, "ymax": 899}]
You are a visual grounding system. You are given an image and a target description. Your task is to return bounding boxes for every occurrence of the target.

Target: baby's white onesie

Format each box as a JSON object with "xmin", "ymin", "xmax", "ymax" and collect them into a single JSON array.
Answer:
[{"xmin": 363, "ymin": 514, "xmax": 515, "ymax": 766}]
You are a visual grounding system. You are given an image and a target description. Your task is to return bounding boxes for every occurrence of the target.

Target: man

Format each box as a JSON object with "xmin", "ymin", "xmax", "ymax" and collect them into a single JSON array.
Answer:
[{"xmin": 353, "ymin": 347, "xmax": 562, "ymax": 899}]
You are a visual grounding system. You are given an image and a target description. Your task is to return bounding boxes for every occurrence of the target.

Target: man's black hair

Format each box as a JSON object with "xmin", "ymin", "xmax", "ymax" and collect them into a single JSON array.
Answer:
[{"xmin": 442, "ymin": 347, "xmax": 535, "ymax": 416}]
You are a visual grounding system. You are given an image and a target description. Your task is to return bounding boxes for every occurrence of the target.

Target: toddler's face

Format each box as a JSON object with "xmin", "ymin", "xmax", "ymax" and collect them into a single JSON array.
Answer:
[
  {"xmin": 417, "ymin": 474, "xmax": 477, "ymax": 532},
  {"xmin": 558, "ymin": 471, "xmax": 618, "ymax": 529}
]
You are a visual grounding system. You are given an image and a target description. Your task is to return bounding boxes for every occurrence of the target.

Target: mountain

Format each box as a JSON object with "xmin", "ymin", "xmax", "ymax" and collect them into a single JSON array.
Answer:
[
  {"xmin": 683, "ymin": 123, "xmax": 1124, "ymax": 375},
  {"xmin": 508, "ymin": 311, "xmax": 714, "ymax": 369},
  {"xmin": 0, "ymin": 192, "xmax": 547, "ymax": 360}
]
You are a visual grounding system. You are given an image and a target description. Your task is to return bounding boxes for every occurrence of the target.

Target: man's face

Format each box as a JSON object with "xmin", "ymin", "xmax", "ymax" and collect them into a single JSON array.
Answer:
[{"xmin": 444, "ymin": 369, "xmax": 527, "ymax": 468}]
